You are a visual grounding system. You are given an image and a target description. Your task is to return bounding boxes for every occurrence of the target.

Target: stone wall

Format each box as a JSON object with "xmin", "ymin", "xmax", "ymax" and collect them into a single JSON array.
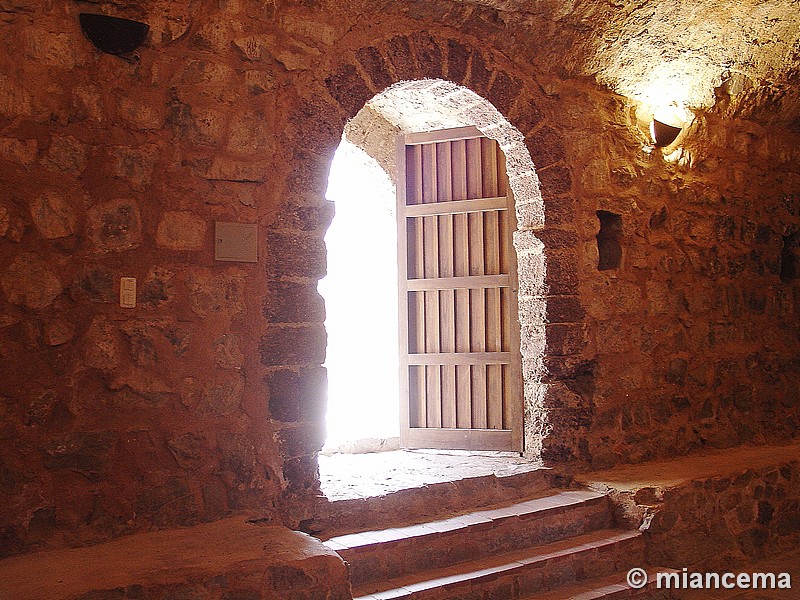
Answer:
[
  {"xmin": 0, "ymin": 0, "xmax": 798, "ymax": 556},
  {"xmin": 641, "ymin": 460, "xmax": 800, "ymax": 569}
]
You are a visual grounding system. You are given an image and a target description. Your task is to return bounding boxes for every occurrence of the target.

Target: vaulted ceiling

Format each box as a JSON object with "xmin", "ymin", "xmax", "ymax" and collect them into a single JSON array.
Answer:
[{"xmin": 450, "ymin": 0, "xmax": 800, "ymax": 128}]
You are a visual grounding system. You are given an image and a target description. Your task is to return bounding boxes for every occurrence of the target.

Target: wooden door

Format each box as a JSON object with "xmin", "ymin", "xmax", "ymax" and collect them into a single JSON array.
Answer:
[{"xmin": 397, "ymin": 126, "xmax": 524, "ymax": 452}]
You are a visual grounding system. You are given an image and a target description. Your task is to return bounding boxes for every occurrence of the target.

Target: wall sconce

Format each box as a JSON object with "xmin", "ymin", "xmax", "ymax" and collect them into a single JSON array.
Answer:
[
  {"xmin": 650, "ymin": 103, "xmax": 690, "ymax": 147},
  {"xmin": 79, "ymin": 13, "xmax": 149, "ymax": 58},
  {"xmin": 650, "ymin": 119, "xmax": 683, "ymax": 147}
]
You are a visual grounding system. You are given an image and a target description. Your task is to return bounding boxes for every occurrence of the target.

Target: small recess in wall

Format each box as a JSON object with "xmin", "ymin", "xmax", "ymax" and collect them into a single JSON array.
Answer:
[
  {"xmin": 596, "ymin": 210, "xmax": 622, "ymax": 271},
  {"xmin": 79, "ymin": 13, "xmax": 149, "ymax": 57},
  {"xmin": 215, "ymin": 222, "xmax": 258, "ymax": 263},
  {"xmin": 780, "ymin": 232, "xmax": 799, "ymax": 281}
]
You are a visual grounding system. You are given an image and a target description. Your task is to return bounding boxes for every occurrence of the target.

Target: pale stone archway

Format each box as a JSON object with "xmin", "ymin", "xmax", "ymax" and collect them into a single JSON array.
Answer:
[{"xmin": 321, "ymin": 79, "xmax": 550, "ymax": 459}]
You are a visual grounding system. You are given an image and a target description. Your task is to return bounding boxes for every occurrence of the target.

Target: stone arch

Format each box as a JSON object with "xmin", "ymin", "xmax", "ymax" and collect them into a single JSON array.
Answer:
[{"xmin": 275, "ymin": 34, "xmax": 584, "ymax": 505}]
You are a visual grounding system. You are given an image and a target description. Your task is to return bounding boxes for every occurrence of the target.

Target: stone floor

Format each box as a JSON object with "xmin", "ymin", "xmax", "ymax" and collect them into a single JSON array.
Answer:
[{"xmin": 319, "ymin": 448, "xmax": 542, "ymax": 501}]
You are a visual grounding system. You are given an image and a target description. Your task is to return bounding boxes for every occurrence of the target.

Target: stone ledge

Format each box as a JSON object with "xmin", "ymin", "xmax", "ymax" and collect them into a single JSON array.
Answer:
[
  {"xmin": 0, "ymin": 517, "xmax": 350, "ymax": 600},
  {"xmin": 576, "ymin": 442, "xmax": 800, "ymax": 492},
  {"xmin": 576, "ymin": 442, "xmax": 800, "ymax": 571}
]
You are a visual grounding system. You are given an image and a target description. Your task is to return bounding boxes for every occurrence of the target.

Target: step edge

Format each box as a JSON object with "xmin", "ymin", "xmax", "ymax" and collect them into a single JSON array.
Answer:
[
  {"xmin": 327, "ymin": 490, "xmax": 610, "ymax": 552},
  {"xmin": 351, "ymin": 528, "xmax": 643, "ymax": 598}
]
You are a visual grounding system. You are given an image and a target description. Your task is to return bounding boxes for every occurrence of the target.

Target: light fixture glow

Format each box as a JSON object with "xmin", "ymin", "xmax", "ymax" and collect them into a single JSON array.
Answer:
[
  {"xmin": 650, "ymin": 101, "xmax": 691, "ymax": 147},
  {"xmin": 650, "ymin": 118, "xmax": 683, "ymax": 147}
]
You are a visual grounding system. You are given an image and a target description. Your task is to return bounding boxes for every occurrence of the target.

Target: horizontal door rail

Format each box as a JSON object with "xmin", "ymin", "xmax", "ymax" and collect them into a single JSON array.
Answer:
[
  {"xmin": 406, "ymin": 427, "xmax": 513, "ymax": 451},
  {"xmin": 404, "ymin": 126, "xmax": 483, "ymax": 145},
  {"xmin": 407, "ymin": 352, "xmax": 512, "ymax": 365},
  {"xmin": 404, "ymin": 196, "xmax": 508, "ymax": 216},
  {"xmin": 406, "ymin": 274, "xmax": 510, "ymax": 291}
]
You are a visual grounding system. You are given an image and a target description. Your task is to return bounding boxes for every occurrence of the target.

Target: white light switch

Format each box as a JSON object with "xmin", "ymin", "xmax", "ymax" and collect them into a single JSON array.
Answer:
[{"xmin": 120, "ymin": 277, "xmax": 136, "ymax": 308}]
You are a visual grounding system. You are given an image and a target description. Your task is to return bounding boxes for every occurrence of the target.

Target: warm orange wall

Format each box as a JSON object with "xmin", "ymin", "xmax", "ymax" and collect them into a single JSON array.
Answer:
[{"xmin": 0, "ymin": 1, "xmax": 797, "ymax": 556}]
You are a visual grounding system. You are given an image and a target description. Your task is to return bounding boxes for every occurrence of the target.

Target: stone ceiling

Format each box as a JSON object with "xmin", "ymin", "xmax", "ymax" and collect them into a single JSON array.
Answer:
[{"xmin": 451, "ymin": 0, "xmax": 800, "ymax": 128}]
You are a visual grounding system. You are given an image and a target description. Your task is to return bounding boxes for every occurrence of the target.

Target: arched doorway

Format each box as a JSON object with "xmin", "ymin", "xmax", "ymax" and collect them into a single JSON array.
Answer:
[{"xmin": 320, "ymin": 79, "xmax": 547, "ymax": 459}]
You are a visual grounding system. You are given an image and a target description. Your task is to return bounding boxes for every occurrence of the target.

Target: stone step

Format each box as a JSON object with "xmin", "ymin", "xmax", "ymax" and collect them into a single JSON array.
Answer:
[
  {"xmin": 526, "ymin": 568, "xmax": 679, "ymax": 599},
  {"xmin": 308, "ymin": 467, "xmax": 565, "ymax": 539},
  {"xmin": 326, "ymin": 489, "xmax": 612, "ymax": 587},
  {"xmin": 352, "ymin": 528, "xmax": 644, "ymax": 600}
]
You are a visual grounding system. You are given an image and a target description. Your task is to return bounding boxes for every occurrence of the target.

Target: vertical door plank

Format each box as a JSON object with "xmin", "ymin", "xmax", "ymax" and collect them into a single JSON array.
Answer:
[
  {"xmin": 486, "ymin": 287, "xmax": 502, "ymax": 353},
  {"xmin": 487, "ymin": 364, "xmax": 503, "ymax": 429},
  {"xmin": 426, "ymin": 364, "xmax": 442, "ymax": 428},
  {"xmin": 471, "ymin": 364, "xmax": 488, "ymax": 429},
  {"xmin": 436, "ymin": 142, "xmax": 452, "ymax": 204},
  {"xmin": 441, "ymin": 363, "xmax": 457, "ymax": 428},
  {"xmin": 422, "ymin": 143, "xmax": 437, "ymax": 204},
  {"xmin": 497, "ymin": 144, "xmax": 508, "ymax": 197},
  {"xmin": 480, "ymin": 141, "xmax": 502, "ymax": 433},
  {"xmin": 451, "ymin": 139, "xmax": 468, "ymax": 202},
  {"xmin": 501, "ymin": 287, "xmax": 511, "ymax": 353},
  {"xmin": 498, "ymin": 207, "xmax": 510, "ymax": 276},
  {"xmin": 408, "ymin": 365, "xmax": 426, "ymax": 428},
  {"xmin": 481, "ymin": 137, "xmax": 499, "ymax": 197},
  {"xmin": 503, "ymin": 178, "xmax": 525, "ymax": 451},
  {"xmin": 465, "ymin": 138, "xmax": 483, "ymax": 200},
  {"xmin": 406, "ymin": 145, "xmax": 423, "ymax": 205},
  {"xmin": 437, "ymin": 141, "xmax": 457, "ymax": 428},
  {"xmin": 456, "ymin": 363, "xmax": 472, "ymax": 428}
]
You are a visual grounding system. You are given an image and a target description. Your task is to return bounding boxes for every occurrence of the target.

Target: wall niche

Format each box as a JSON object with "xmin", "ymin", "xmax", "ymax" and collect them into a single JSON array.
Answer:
[{"xmin": 596, "ymin": 210, "xmax": 622, "ymax": 271}]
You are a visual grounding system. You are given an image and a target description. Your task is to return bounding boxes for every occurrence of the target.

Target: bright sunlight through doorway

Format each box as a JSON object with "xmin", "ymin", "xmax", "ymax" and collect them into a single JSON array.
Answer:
[{"xmin": 319, "ymin": 140, "xmax": 400, "ymax": 452}]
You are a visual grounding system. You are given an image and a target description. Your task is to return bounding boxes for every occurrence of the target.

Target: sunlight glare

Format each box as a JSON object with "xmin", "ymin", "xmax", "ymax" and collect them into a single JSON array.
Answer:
[{"xmin": 319, "ymin": 140, "xmax": 400, "ymax": 450}]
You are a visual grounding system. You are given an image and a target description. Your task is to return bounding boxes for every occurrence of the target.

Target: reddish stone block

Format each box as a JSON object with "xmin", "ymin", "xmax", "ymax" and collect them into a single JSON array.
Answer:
[
  {"xmin": 468, "ymin": 50, "xmax": 492, "ymax": 96},
  {"xmin": 546, "ymin": 323, "xmax": 585, "ymax": 356},
  {"xmin": 411, "ymin": 32, "xmax": 444, "ymax": 79},
  {"xmin": 273, "ymin": 200, "xmax": 335, "ymax": 233},
  {"xmin": 1, "ymin": 253, "xmax": 62, "ymax": 309},
  {"xmin": 487, "ymin": 70, "xmax": 521, "ymax": 116},
  {"xmin": 526, "ymin": 126, "xmax": 566, "ymax": 169},
  {"xmin": 536, "ymin": 164, "xmax": 572, "ymax": 196},
  {"xmin": 155, "ymin": 211, "xmax": 207, "ymax": 251},
  {"xmin": 135, "ymin": 477, "xmax": 198, "ymax": 527},
  {"xmin": 543, "ymin": 196, "xmax": 577, "ymax": 227},
  {"xmin": 536, "ymin": 228, "xmax": 578, "ymax": 250},
  {"xmin": 384, "ymin": 36, "xmax": 415, "ymax": 80},
  {"xmin": 87, "ymin": 198, "xmax": 143, "ymax": 253},
  {"xmin": 282, "ymin": 455, "xmax": 319, "ymax": 492},
  {"xmin": 544, "ymin": 250, "xmax": 579, "ymax": 295},
  {"xmin": 324, "ymin": 63, "xmax": 372, "ymax": 116},
  {"xmin": 511, "ymin": 98, "xmax": 545, "ymax": 137},
  {"xmin": 43, "ymin": 431, "xmax": 117, "ymax": 476},
  {"xmin": 546, "ymin": 296, "xmax": 585, "ymax": 323},
  {"xmin": 259, "ymin": 325, "xmax": 326, "ymax": 367},
  {"xmin": 265, "ymin": 367, "xmax": 327, "ymax": 423},
  {"xmin": 278, "ymin": 423, "xmax": 326, "ymax": 458},
  {"xmin": 447, "ymin": 39, "xmax": 470, "ymax": 84},
  {"xmin": 30, "ymin": 191, "xmax": 77, "ymax": 239},
  {"xmin": 287, "ymin": 100, "xmax": 346, "ymax": 158},
  {"xmin": 263, "ymin": 280, "xmax": 325, "ymax": 324},
  {"xmin": 199, "ymin": 372, "xmax": 245, "ymax": 416},
  {"xmin": 356, "ymin": 46, "xmax": 392, "ymax": 91},
  {"xmin": 265, "ymin": 232, "xmax": 326, "ymax": 279}
]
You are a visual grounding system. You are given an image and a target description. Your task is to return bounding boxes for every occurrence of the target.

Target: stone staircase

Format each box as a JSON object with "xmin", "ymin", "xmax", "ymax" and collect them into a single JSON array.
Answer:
[{"xmin": 322, "ymin": 487, "xmax": 672, "ymax": 599}]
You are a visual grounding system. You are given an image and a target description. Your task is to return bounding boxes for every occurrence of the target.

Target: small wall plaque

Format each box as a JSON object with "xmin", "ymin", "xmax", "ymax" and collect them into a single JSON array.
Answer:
[{"xmin": 215, "ymin": 222, "xmax": 258, "ymax": 263}]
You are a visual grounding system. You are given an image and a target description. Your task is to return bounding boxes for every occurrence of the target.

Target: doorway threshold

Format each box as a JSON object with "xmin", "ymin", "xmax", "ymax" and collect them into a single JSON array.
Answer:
[
  {"xmin": 308, "ymin": 449, "xmax": 554, "ymax": 539},
  {"xmin": 319, "ymin": 448, "xmax": 542, "ymax": 502}
]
